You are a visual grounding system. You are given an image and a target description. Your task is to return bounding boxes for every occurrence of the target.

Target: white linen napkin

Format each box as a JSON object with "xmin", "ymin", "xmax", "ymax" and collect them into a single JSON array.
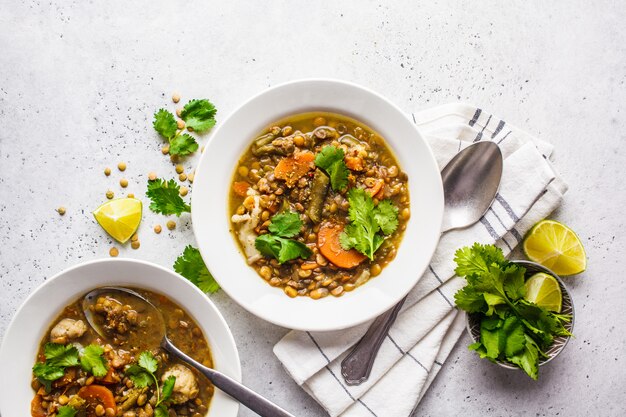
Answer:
[{"xmin": 273, "ymin": 103, "xmax": 568, "ymax": 417}]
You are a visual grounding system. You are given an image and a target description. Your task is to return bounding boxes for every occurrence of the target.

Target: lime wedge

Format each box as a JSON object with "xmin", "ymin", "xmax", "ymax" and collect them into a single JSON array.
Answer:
[
  {"xmin": 93, "ymin": 198, "xmax": 142, "ymax": 243},
  {"xmin": 524, "ymin": 272, "xmax": 562, "ymax": 312},
  {"xmin": 522, "ymin": 220, "xmax": 586, "ymax": 275}
]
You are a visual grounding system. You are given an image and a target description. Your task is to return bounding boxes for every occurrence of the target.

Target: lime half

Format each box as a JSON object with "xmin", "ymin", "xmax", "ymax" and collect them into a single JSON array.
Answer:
[
  {"xmin": 523, "ymin": 220, "xmax": 587, "ymax": 276},
  {"xmin": 93, "ymin": 198, "xmax": 142, "ymax": 243},
  {"xmin": 524, "ymin": 272, "xmax": 562, "ymax": 312}
]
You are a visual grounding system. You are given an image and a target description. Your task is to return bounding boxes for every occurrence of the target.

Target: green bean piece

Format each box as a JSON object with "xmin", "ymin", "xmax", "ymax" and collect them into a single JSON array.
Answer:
[{"xmin": 307, "ymin": 169, "xmax": 330, "ymax": 223}]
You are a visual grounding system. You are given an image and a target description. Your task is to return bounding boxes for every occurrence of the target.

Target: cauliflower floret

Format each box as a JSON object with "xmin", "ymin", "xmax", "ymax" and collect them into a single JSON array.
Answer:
[
  {"xmin": 50, "ymin": 318, "xmax": 87, "ymax": 344},
  {"xmin": 161, "ymin": 364, "xmax": 199, "ymax": 404}
]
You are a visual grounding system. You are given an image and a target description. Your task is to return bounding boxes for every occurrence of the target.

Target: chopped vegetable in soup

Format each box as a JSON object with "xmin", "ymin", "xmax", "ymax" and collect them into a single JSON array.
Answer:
[
  {"xmin": 30, "ymin": 289, "xmax": 213, "ymax": 417},
  {"xmin": 229, "ymin": 112, "xmax": 410, "ymax": 299}
]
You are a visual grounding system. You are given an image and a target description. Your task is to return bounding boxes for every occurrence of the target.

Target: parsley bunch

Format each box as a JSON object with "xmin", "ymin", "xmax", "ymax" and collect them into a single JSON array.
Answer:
[
  {"xmin": 339, "ymin": 188, "xmax": 399, "ymax": 260},
  {"xmin": 153, "ymin": 99, "xmax": 216, "ymax": 156},
  {"xmin": 314, "ymin": 146, "xmax": 349, "ymax": 191},
  {"xmin": 125, "ymin": 351, "xmax": 176, "ymax": 417},
  {"xmin": 454, "ymin": 243, "xmax": 572, "ymax": 379},
  {"xmin": 255, "ymin": 212, "xmax": 312, "ymax": 263}
]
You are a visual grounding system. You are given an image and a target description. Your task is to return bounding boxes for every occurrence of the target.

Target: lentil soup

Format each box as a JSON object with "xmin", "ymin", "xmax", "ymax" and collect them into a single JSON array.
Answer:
[
  {"xmin": 229, "ymin": 112, "xmax": 410, "ymax": 299},
  {"xmin": 30, "ymin": 288, "xmax": 213, "ymax": 417}
]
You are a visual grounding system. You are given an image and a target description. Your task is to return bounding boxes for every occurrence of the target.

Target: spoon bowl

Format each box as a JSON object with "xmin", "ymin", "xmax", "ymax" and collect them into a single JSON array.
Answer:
[{"xmin": 441, "ymin": 141, "xmax": 503, "ymax": 232}]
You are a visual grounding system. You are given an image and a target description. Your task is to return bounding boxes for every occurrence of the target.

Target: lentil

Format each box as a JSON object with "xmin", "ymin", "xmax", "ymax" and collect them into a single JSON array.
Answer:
[
  {"xmin": 56, "ymin": 206, "xmax": 66, "ymax": 216},
  {"xmin": 154, "ymin": 224, "xmax": 162, "ymax": 234},
  {"xmin": 106, "ymin": 190, "xmax": 114, "ymax": 199},
  {"xmin": 166, "ymin": 220, "xmax": 176, "ymax": 230},
  {"xmin": 148, "ymin": 171, "xmax": 157, "ymax": 181},
  {"xmin": 104, "ymin": 167, "xmax": 112, "ymax": 176},
  {"xmin": 118, "ymin": 162, "xmax": 127, "ymax": 171},
  {"xmin": 120, "ymin": 178, "xmax": 129, "ymax": 188}
]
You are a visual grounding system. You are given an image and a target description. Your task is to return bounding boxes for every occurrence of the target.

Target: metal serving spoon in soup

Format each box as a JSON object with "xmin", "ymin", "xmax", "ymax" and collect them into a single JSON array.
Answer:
[{"xmin": 83, "ymin": 287, "xmax": 295, "ymax": 417}]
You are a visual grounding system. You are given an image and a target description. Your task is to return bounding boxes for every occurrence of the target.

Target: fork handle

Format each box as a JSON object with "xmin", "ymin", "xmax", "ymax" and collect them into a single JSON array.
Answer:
[{"xmin": 340, "ymin": 296, "xmax": 406, "ymax": 385}]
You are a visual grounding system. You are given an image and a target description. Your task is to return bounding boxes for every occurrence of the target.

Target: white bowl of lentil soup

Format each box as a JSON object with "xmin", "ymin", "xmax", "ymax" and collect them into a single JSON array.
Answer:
[
  {"xmin": 0, "ymin": 258, "xmax": 241, "ymax": 417},
  {"xmin": 192, "ymin": 79, "xmax": 444, "ymax": 331}
]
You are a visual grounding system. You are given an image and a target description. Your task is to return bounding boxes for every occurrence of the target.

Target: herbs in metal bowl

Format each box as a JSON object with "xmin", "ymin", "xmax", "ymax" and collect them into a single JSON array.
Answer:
[{"xmin": 454, "ymin": 244, "xmax": 574, "ymax": 380}]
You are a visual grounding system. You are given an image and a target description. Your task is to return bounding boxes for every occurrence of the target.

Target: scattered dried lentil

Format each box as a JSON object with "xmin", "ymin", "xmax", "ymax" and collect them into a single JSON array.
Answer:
[
  {"xmin": 148, "ymin": 171, "xmax": 157, "ymax": 181},
  {"xmin": 117, "ymin": 162, "xmax": 127, "ymax": 171},
  {"xmin": 106, "ymin": 190, "xmax": 114, "ymax": 199},
  {"xmin": 153, "ymin": 225, "xmax": 162, "ymax": 234},
  {"xmin": 109, "ymin": 247, "xmax": 119, "ymax": 257},
  {"xmin": 104, "ymin": 167, "xmax": 111, "ymax": 176},
  {"xmin": 179, "ymin": 186, "xmax": 189, "ymax": 196},
  {"xmin": 175, "ymin": 164, "xmax": 184, "ymax": 174},
  {"xmin": 56, "ymin": 207, "xmax": 66, "ymax": 216},
  {"xmin": 172, "ymin": 93, "xmax": 181, "ymax": 103},
  {"xmin": 166, "ymin": 220, "xmax": 176, "ymax": 230},
  {"xmin": 120, "ymin": 178, "xmax": 128, "ymax": 188}
]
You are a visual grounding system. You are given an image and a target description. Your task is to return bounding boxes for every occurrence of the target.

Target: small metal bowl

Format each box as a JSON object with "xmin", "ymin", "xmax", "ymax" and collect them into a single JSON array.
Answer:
[{"xmin": 466, "ymin": 260, "xmax": 575, "ymax": 370}]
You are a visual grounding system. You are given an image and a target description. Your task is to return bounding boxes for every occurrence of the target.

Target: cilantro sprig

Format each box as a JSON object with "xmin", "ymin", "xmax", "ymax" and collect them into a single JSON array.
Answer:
[
  {"xmin": 125, "ymin": 351, "xmax": 176, "ymax": 417},
  {"xmin": 32, "ymin": 343, "xmax": 80, "ymax": 391},
  {"xmin": 255, "ymin": 212, "xmax": 312, "ymax": 264},
  {"xmin": 454, "ymin": 243, "xmax": 572, "ymax": 380},
  {"xmin": 314, "ymin": 146, "xmax": 349, "ymax": 191},
  {"xmin": 80, "ymin": 344, "xmax": 108, "ymax": 377},
  {"xmin": 146, "ymin": 178, "xmax": 190, "ymax": 216},
  {"xmin": 174, "ymin": 245, "xmax": 220, "ymax": 293},
  {"xmin": 339, "ymin": 188, "xmax": 399, "ymax": 260},
  {"xmin": 152, "ymin": 98, "xmax": 216, "ymax": 156},
  {"xmin": 180, "ymin": 99, "xmax": 217, "ymax": 133}
]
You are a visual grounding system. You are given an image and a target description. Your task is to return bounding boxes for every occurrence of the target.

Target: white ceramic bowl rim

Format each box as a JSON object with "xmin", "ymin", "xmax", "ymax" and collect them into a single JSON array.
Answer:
[
  {"xmin": 192, "ymin": 78, "xmax": 444, "ymax": 331},
  {"xmin": 0, "ymin": 258, "xmax": 241, "ymax": 417}
]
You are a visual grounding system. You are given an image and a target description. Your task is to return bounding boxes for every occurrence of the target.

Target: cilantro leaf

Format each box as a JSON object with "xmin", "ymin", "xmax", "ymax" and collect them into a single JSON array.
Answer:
[
  {"xmin": 255, "ymin": 234, "xmax": 311, "ymax": 264},
  {"xmin": 509, "ymin": 334, "xmax": 540, "ymax": 380},
  {"xmin": 146, "ymin": 178, "xmax": 191, "ymax": 216},
  {"xmin": 33, "ymin": 343, "xmax": 80, "ymax": 391},
  {"xmin": 80, "ymin": 344, "xmax": 108, "ymax": 377},
  {"xmin": 153, "ymin": 109, "xmax": 178, "ymax": 139},
  {"xmin": 373, "ymin": 200, "xmax": 399, "ymax": 235},
  {"xmin": 57, "ymin": 406, "xmax": 78, "ymax": 417},
  {"xmin": 454, "ymin": 286, "xmax": 487, "ymax": 313},
  {"xmin": 268, "ymin": 212, "xmax": 302, "ymax": 238},
  {"xmin": 278, "ymin": 239, "xmax": 312, "ymax": 264},
  {"xmin": 44, "ymin": 343, "xmax": 80, "ymax": 366},
  {"xmin": 173, "ymin": 245, "xmax": 220, "ymax": 294},
  {"xmin": 125, "ymin": 364, "xmax": 154, "ymax": 388},
  {"xmin": 32, "ymin": 362, "xmax": 65, "ymax": 391},
  {"xmin": 161, "ymin": 375, "xmax": 176, "ymax": 402},
  {"xmin": 138, "ymin": 351, "xmax": 158, "ymax": 373},
  {"xmin": 181, "ymin": 99, "xmax": 217, "ymax": 133},
  {"xmin": 340, "ymin": 188, "xmax": 398, "ymax": 260},
  {"xmin": 255, "ymin": 234, "xmax": 282, "ymax": 259},
  {"xmin": 169, "ymin": 133, "xmax": 199, "ymax": 156},
  {"xmin": 155, "ymin": 405, "xmax": 169, "ymax": 417},
  {"xmin": 315, "ymin": 146, "xmax": 349, "ymax": 191}
]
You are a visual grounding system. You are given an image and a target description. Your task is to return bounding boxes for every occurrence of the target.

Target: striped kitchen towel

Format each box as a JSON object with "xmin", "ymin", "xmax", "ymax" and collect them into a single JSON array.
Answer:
[{"xmin": 273, "ymin": 103, "xmax": 568, "ymax": 417}]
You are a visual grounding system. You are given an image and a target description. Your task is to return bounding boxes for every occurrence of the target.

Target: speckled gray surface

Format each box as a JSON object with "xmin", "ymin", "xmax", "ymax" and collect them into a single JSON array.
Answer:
[{"xmin": 1, "ymin": 1, "xmax": 625, "ymax": 416}]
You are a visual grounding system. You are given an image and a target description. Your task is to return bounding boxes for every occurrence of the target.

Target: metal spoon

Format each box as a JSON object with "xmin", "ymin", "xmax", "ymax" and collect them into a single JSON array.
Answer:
[
  {"xmin": 83, "ymin": 287, "xmax": 296, "ymax": 417},
  {"xmin": 340, "ymin": 141, "xmax": 503, "ymax": 385}
]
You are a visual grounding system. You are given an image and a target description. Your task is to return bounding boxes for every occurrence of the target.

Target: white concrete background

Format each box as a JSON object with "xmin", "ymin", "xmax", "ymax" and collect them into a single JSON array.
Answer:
[{"xmin": 1, "ymin": 1, "xmax": 625, "ymax": 416}]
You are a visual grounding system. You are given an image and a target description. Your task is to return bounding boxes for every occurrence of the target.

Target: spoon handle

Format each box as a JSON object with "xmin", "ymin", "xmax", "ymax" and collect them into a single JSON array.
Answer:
[
  {"xmin": 163, "ymin": 338, "xmax": 296, "ymax": 417},
  {"xmin": 340, "ymin": 296, "xmax": 406, "ymax": 385}
]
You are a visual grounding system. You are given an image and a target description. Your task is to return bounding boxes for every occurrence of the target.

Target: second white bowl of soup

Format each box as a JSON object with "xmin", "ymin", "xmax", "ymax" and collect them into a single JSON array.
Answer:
[{"xmin": 192, "ymin": 79, "xmax": 443, "ymax": 331}]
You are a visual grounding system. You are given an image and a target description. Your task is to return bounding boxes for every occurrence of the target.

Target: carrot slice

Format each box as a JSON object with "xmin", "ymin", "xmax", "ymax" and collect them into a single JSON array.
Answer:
[
  {"xmin": 345, "ymin": 156, "xmax": 365, "ymax": 171},
  {"xmin": 365, "ymin": 179, "xmax": 384, "ymax": 197},
  {"xmin": 233, "ymin": 181, "xmax": 250, "ymax": 197},
  {"xmin": 274, "ymin": 151, "xmax": 315, "ymax": 187},
  {"xmin": 317, "ymin": 222, "xmax": 366, "ymax": 269},
  {"xmin": 78, "ymin": 385, "xmax": 116, "ymax": 416},
  {"xmin": 31, "ymin": 395, "xmax": 46, "ymax": 417}
]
